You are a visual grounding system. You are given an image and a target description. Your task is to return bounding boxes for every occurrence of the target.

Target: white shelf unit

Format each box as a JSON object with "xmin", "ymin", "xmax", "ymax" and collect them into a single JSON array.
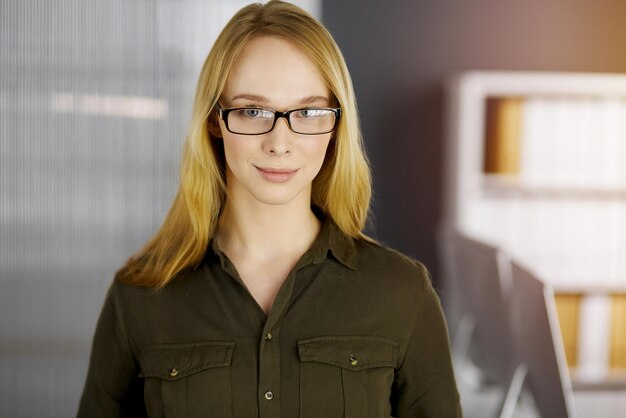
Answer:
[
  {"xmin": 443, "ymin": 71, "xmax": 626, "ymax": 288},
  {"xmin": 441, "ymin": 71, "xmax": 626, "ymax": 384}
]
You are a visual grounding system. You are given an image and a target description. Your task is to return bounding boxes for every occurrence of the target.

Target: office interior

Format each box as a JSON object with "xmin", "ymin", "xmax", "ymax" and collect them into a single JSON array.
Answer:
[{"xmin": 1, "ymin": 0, "xmax": 626, "ymax": 416}]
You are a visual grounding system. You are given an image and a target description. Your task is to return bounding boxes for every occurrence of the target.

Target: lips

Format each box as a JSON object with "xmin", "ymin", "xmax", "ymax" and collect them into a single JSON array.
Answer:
[{"xmin": 254, "ymin": 165, "xmax": 299, "ymax": 183}]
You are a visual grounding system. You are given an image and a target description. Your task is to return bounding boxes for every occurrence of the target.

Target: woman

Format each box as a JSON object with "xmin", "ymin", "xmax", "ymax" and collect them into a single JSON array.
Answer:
[{"xmin": 77, "ymin": 1, "xmax": 461, "ymax": 417}]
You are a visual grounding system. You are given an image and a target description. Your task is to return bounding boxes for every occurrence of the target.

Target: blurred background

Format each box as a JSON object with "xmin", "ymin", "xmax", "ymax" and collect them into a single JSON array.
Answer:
[
  {"xmin": 1, "ymin": 0, "xmax": 626, "ymax": 416},
  {"xmin": 323, "ymin": 0, "xmax": 626, "ymax": 276}
]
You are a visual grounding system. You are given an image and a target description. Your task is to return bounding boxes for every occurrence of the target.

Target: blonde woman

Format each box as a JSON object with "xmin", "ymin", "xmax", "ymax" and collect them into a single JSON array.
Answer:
[{"xmin": 77, "ymin": 1, "xmax": 461, "ymax": 417}]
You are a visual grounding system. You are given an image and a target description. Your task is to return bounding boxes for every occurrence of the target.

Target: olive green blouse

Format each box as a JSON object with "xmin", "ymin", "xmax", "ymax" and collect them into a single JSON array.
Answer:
[{"xmin": 77, "ymin": 218, "xmax": 462, "ymax": 417}]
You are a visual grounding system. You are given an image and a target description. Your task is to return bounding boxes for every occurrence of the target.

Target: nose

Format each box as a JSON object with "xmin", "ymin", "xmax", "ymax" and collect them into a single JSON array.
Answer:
[{"xmin": 263, "ymin": 117, "xmax": 293, "ymax": 155}]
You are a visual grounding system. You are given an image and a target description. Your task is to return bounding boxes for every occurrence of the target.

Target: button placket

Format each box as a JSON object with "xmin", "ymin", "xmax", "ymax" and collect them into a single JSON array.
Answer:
[
  {"xmin": 257, "ymin": 258, "xmax": 312, "ymax": 417},
  {"xmin": 259, "ymin": 327, "xmax": 281, "ymax": 417}
]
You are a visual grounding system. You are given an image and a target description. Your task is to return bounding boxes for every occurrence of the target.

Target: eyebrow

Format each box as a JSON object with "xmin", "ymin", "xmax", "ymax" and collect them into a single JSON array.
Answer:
[{"xmin": 230, "ymin": 94, "xmax": 330, "ymax": 106}]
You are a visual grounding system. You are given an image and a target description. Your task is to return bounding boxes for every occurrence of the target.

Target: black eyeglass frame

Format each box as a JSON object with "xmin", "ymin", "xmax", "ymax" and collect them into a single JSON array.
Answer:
[{"xmin": 216, "ymin": 104, "xmax": 341, "ymax": 136}]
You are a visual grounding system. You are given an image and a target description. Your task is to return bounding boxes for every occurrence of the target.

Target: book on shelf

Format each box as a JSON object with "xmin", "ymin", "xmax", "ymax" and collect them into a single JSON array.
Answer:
[
  {"xmin": 611, "ymin": 294, "xmax": 626, "ymax": 370},
  {"xmin": 554, "ymin": 293, "xmax": 582, "ymax": 368},
  {"xmin": 577, "ymin": 294, "xmax": 612, "ymax": 381},
  {"xmin": 484, "ymin": 97, "xmax": 523, "ymax": 175}
]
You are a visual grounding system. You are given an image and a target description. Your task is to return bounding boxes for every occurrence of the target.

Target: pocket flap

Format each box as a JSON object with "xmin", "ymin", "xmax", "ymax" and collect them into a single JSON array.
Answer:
[
  {"xmin": 298, "ymin": 336, "xmax": 397, "ymax": 371},
  {"xmin": 139, "ymin": 341, "xmax": 235, "ymax": 381}
]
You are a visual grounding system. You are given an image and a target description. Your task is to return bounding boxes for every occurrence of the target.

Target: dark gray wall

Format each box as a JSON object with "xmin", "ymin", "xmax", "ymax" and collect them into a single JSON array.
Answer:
[{"xmin": 322, "ymin": 0, "xmax": 626, "ymax": 282}]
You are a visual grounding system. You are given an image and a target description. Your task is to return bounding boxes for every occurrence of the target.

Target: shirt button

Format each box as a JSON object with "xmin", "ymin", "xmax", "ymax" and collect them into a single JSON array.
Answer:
[
  {"xmin": 349, "ymin": 355, "xmax": 358, "ymax": 366},
  {"xmin": 169, "ymin": 368, "xmax": 178, "ymax": 377},
  {"xmin": 264, "ymin": 391, "xmax": 274, "ymax": 400},
  {"xmin": 264, "ymin": 332, "xmax": 272, "ymax": 340}
]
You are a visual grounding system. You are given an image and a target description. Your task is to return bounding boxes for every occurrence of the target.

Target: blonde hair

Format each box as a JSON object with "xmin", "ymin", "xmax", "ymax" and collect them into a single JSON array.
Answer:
[{"xmin": 117, "ymin": 0, "xmax": 372, "ymax": 288}]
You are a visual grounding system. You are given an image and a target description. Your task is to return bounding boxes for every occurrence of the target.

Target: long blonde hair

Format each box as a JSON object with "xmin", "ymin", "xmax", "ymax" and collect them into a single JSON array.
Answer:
[{"xmin": 117, "ymin": 0, "xmax": 372, "ymax": 288}]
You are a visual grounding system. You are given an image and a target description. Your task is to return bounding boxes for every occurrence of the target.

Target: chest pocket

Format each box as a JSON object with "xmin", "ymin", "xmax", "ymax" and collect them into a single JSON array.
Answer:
[
  {"xmin": 139, "ymin": 341, "xmax": 235, "ymax": 418},
  {"xmin": 298, "ymin": 336, "xmax": 398, "ymax": 418}
]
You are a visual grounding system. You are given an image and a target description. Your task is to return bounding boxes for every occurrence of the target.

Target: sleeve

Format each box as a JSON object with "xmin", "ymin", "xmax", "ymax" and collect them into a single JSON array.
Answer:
[
  {"xmin": 76, "ymin": 280, "xmax": 148, "ymax": 418},
  {"xmin": 391, "ymin": 263, "xmax": 463, "ymax": 418}
]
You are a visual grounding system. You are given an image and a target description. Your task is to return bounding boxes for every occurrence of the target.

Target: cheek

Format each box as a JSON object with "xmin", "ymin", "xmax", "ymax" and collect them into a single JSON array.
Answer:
[
  {"xmin": 310, "ymin": 138, "xmax": 332, "ymax": 165},
  {"xmin": 222, "ymin": 138, "xmax": 249, "ymax": 170},
  {"xmin": 301, "ymin": 139, "xmax": 332, "ymax": 181}
]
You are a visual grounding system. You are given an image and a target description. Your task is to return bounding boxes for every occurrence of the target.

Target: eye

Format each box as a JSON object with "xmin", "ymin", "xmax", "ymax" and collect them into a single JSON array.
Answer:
[
  {"xmin": 235, "ymin": 108, "xmax": 272, "ymax": 119},
  {"xmin": 295, "ymin": 108, "xmax": 327, "ymax": 118}
]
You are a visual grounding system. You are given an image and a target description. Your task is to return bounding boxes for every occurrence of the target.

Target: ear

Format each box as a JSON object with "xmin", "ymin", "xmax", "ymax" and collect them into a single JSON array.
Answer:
[{"xmin": 208, "ymin": 113, "xmax": 223, "ymax": 138}]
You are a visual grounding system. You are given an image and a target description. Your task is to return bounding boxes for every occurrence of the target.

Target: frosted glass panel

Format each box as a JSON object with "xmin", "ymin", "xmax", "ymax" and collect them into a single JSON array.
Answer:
[{"xmin": 0, "ymin": 1, "xmax": 321, "ymax": 416}]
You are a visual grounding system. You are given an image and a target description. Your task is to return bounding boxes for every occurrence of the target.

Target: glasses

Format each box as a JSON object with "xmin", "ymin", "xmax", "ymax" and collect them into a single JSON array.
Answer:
[{"xmin": 217, "ymin": 104, "xmax": 341, "ymax": 135}]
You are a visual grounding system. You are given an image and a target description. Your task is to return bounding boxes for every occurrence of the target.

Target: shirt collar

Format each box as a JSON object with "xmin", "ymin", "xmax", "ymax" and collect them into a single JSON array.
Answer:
[
  {"xmin": 310, "ymin": 216, "xmax": 358, "ymax": 270},
  {"xmin": 208, "ymin": 214, "xmax": 358, "ymax": 271}
]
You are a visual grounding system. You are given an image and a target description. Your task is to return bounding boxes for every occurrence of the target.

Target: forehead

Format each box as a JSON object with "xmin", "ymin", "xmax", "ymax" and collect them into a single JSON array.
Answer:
[{"xmin": 223, "ymin": 35, "xmax": 329, "ymax": 107}]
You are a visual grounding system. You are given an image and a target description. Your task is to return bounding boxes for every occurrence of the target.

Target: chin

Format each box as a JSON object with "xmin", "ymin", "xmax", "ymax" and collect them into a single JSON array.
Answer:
[
  {"xmin": 251, "ymin": 192, "xmax": 302, "ymax": 206},
  {"xmin": 248, "ymin": 184, "xmax": 311, "ymax": 207}
]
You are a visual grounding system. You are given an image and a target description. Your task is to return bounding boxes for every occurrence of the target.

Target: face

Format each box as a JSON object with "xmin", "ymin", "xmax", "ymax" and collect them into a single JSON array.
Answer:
[{"xmin": 215, "ymin": 35, "xmax": 334, "ymax": 208}]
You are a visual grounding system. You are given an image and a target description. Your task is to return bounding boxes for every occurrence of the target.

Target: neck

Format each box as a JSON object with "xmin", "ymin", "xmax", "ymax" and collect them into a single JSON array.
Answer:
[{"xmin": 216, "ymin": 196, "xmax": 321, "ymax": 262}]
